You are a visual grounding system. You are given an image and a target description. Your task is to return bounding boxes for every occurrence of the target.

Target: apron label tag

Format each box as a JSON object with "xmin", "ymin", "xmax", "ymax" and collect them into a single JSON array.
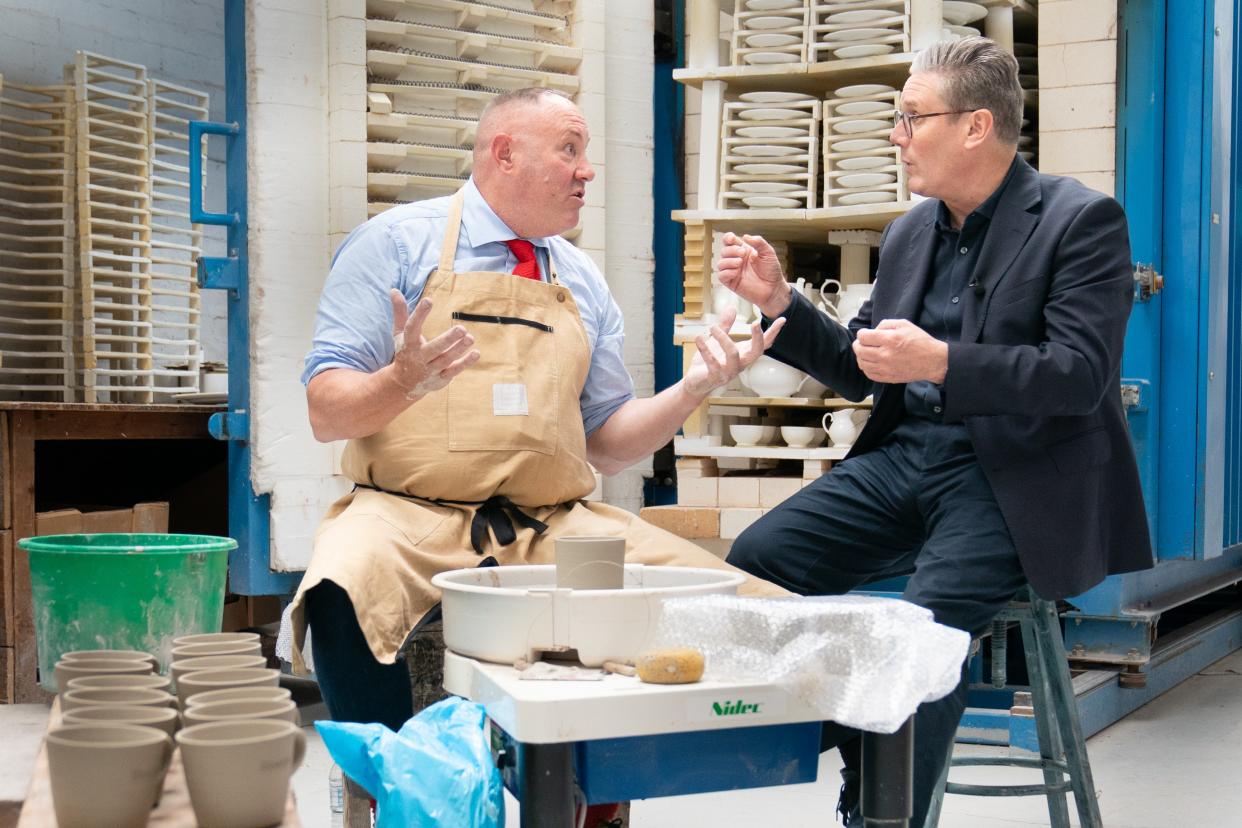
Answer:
[{"xmin": 493, "ymin": 383, "xmax": 529, "ymax": 416}]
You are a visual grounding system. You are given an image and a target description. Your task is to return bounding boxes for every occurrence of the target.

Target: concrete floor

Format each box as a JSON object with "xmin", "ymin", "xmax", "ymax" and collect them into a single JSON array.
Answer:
[{"xmin": 5, "ymin": 648, "xmax": 1241, "ymax": 827}]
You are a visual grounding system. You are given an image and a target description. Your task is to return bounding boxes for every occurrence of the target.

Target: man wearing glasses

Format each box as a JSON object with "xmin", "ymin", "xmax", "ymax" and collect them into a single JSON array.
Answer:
[{"xmin": 716, "ymin": 37, "xmax": 1151, "ymax": 827}]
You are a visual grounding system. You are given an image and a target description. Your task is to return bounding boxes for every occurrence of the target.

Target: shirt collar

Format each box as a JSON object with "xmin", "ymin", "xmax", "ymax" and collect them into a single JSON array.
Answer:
[
  {"xmin": 461, "ymin": 178, "xmax": 551, "ymax": 250},
  {"xmin": 935, "ymin": 153, "xmax": 1022, "ymax": 231}
]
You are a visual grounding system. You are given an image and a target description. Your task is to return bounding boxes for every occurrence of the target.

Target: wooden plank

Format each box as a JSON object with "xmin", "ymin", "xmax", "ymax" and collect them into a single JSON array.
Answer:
[
  {"xmin": 30, "ymin": 408, "xmax": 212, "ymax": 440},
  {"xmin": 1, "ymin": 530, "xmax": 11, "ymax": 649},
  {"xmin": 0, "ymin": 412, "xmax": 10, "ymax": 530},
  {"xmin": 0, "ymin": 645, "xmax": 12, "ymax": 704},
  {"xmin": 16, "ymin": 700, "xmax": 302, "ymax": 827},
  {"xmin": 9, "ymin": 411, "xmax": 42, "ymax": 703}
]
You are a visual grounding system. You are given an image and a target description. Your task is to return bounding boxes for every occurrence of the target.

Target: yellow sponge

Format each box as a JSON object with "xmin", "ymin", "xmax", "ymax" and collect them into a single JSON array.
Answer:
[{"xmin": 635, "ymin": 647, "xmax": 705, "ymax": 684}]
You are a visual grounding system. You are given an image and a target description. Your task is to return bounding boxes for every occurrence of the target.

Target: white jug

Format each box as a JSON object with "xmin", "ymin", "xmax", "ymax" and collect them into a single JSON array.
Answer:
[
  {"xmin": 834, "ymin": 283, "xmax": 874, "ymax": 325},
  {"xmin": 822, "ymin": 408, "xmax": 859, "ymax": 448}
]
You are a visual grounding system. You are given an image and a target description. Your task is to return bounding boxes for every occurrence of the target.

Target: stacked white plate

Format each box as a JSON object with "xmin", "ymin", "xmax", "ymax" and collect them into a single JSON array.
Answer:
[
  {"xmin": 939, "ymin": 0, "xmax": 986, "ymax": 40},
  {"xmin": 822, "ymin": 84, "xmax": 905, "ymax": 207},
  {"xmin": 1016, "ymin": 42, "xmax": 1038, "ymax": 166},
  {"xmin": 809, "ymin": 0, "xmax": 907, "ymax": 62},
  {"xmin": 719, "ymin": 91, "xmax": 820, "ymax": 209},
  {"xmin": 731, "ymin": 0, "xmax": 810, "ymax": 66}
]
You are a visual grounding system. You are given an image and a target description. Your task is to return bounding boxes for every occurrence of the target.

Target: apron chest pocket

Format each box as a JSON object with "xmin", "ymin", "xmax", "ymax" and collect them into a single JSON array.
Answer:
[{"xmin": 447, "ymin": 311, "xmax": 560, "ymax": 455}]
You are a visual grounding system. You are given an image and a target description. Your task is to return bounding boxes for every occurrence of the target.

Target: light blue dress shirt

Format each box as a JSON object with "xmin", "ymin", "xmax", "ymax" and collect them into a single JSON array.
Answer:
[{"xmin": 302, "ymin": 179, "xmax": 635, "ymax": 436}]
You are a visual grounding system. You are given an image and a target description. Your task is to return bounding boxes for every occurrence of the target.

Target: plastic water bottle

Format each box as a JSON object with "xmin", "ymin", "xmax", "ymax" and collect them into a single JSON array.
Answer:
[{"xmin": 329, "ymin": 763, "xmax": 345, "ymax": 828}]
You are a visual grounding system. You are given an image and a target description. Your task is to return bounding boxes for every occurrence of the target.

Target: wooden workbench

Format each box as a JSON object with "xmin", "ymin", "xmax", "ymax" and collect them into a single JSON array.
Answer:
[
  {"xmin": 0, "ymin": 403, "xmax": 226, "ymax": 703},
  {"xmin": 17, "ymin": 700, "xmax": 301, "ymax": 827}
]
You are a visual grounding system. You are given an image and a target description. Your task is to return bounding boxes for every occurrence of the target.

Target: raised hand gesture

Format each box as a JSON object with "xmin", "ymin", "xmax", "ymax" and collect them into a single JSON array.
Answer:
[
  {"xmin": 715, "ymin": 232, "xmax": 793, "ymax": 319},
  {"xmin": 389, "ymin": 289, "xmax": 480, "ymax": 400}
]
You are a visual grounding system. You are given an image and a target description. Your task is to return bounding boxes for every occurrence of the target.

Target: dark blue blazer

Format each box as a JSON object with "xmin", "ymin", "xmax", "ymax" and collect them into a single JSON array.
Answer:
[{"xmin": 765, "ymin": 157, "xmax": 1153, "ymax": 599}]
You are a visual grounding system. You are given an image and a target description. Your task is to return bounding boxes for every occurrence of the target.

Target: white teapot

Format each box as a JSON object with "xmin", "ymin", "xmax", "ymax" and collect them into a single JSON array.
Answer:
[{"xmin": 741, "ymin": 355, "xmax": 810, "ymax": 398}]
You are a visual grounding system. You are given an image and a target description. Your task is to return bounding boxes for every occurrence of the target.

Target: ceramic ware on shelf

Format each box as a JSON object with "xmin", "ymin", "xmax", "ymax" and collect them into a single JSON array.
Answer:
[
  {"xmin": 732, "ymin": 144, "xmax": 803, "ymax": 157},
  {"xmin": 781, "ymin": 426, "xmax": 826, "ymax": 448},
  {"xmin": 833, "ymin": 44, "xmax": 895, "ymax": 58},
  {"xmin": 746, "ymin": 0, "xmax": 802, "ymax": 9},
  {"xmin": 745, "ymin": 51, "xmax": 801, "ymax": 64},
  {"xmin": 737, "ymin": 125, "xmax": 807, "ymax": 139},
  {"xmin": 837, "ymin": 191, "xmax": 898, "ymax": 205},
  {"xmin": 823, "ymin": 408, "xmax": 860, "ymax": 447},
  {"xmin": 741, "ymin": 355, "xmax": 809, "ymax": 397},
  {"xmin": 730, "ymin": 424, "xmax": 770, "ymax": 447},
  {"xmin": 746, "ymin": 15, "xmax": 802, "ymax": 29},
  {"xmin": 831, "ymin": 137, "xmax": 890, "ymax": 152},
  {"xmin": 737, "ymin": 107, "xmax": 810, "ymax": 121},
  {"xmin": 834, "ymin": 84, "xmax": 896, "ymax": 98},
  {"xmin": 834, "ymin": 118, "xmax": 892, "ymax": 134},
  {"xmin": 941, "ymin": 0, "xmax": 988, "ymax": 25},
  {"xmin": 745, "ymin": 32, "xmax": 802, "ymax": 48},
  {"xmin": 836, "ymin": 171, "xmax": 897, "ymax": 188},
  {"xmin": 742, "ymin": 195, "xmax": 802, "ymax": 208},
  {"xmin": 735, "ymin": 162, "xmax": 805, "ymax": 175},
  {"xmin": 738, "ymin": 91, "xmax": 816, "ymax": 104}
]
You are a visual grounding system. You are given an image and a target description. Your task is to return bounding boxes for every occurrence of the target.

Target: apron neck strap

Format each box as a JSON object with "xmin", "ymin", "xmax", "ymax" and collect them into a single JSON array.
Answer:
[{"xmin": 437, "ymin": 189, "xmax": 467, "ymax": 276}]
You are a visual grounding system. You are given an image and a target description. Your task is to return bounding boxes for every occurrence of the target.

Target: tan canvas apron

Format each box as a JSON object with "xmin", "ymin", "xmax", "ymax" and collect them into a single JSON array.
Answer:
[{"xmin": 290, "ymin": 191, "xmax": 787, "ymax": 672}]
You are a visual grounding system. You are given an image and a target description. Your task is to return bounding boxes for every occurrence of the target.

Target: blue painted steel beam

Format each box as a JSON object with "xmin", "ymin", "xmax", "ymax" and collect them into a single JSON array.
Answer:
[{"xmin": 187, "ymin": 0, "xmax": 297, "ymax": 597}]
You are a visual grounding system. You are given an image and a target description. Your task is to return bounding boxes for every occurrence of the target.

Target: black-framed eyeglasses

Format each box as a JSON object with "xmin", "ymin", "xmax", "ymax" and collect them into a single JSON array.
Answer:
[{"xmin": 892, "ymin": 109, "xmax": 973, "ymax": 138}]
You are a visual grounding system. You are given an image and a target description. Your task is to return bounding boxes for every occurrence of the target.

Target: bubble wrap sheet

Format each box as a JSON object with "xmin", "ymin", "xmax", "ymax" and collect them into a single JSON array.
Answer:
[{"xmin": 648, "ymin": 595, "xmax": 970, "ymax": 734}]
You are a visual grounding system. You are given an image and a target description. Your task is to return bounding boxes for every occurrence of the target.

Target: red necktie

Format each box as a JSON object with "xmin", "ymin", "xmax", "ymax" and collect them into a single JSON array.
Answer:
[{"xmin": 505, "ymin": 239, "xmax": 542, "ymax": 281}]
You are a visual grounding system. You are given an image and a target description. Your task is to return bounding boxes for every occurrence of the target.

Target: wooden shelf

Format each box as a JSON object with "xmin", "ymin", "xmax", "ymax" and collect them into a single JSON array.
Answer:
[
  {"xmin": 707, "ymin": 395, "xmax": 873, "ymax": 410},
  {"xmin": 674, "ymin": 54, "xmax": 915, "ymax": 95},
  {"xmin": 671, "ymin": 202, "xmax": 918, "ymax": 239},
  {"xmin": 675, "ymin": 437, "xmax": 848, "ymax": 461}
]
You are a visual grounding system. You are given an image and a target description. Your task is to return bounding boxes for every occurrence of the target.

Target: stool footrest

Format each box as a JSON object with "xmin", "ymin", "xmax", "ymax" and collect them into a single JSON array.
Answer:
[{"xmin": 946, "ymin": 780, "xmax": 1072, "ymax": 797}]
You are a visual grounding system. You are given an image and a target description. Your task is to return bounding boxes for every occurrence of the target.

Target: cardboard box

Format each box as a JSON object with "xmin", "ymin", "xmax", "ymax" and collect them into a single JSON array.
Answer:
[
  {"xmin": 33, "ymin": 503, "xmax": 170, "ymax": 536},
  {"xmin": 222, "ymin": 595, "xmax": 284, "ymax": 632}
]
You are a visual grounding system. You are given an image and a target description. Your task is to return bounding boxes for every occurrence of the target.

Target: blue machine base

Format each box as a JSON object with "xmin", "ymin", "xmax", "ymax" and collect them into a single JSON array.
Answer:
[{"xmin": 494, "ymin": 721, "xmax": 822, "ymax": 805}]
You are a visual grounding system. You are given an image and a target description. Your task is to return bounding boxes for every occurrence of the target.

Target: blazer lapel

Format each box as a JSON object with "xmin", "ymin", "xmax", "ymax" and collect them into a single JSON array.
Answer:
[
  {"xmin": 892, "ymin": 214, "xmax": 937, "ymax": 321},
  {"xmin": 962, "ymin": 158, "xmax": 1042, "ymax": 341}
]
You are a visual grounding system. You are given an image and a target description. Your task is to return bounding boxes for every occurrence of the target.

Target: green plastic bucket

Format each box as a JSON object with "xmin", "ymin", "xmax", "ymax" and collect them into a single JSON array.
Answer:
[{"xmin": 17, "ymin": 533, "xmax": 236, "ymax": 692}]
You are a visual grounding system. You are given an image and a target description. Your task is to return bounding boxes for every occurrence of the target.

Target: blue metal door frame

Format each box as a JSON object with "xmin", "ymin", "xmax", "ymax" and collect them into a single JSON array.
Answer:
[{"xmin": 188, "ymin": 0, "xmax": 298, "ymax": 596}]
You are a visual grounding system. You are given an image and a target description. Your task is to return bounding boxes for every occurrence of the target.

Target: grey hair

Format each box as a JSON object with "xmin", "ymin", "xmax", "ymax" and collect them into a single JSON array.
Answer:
[{"xmin": 911, "ymin": 37, "xmax": 1023, "ymax": 145}]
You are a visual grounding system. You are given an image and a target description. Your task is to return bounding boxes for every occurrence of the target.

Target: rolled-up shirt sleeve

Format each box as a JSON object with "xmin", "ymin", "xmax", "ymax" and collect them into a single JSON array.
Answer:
[
  {"xmin": 576, "ymin": 271, "xmax": 634, "ymax": 437},
  {"xmin": 302, "ymin": 222, "xmax": 408, "ymax": 385}
]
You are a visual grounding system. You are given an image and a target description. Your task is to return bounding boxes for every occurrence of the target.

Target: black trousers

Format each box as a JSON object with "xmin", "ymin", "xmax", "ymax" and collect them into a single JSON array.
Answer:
[
  {"xmin": 304, "ymin": 580, "xmax": 414, "ymax": 732},
  {"xmin": 727, "ymin": 416, "xmax": 1027, "ymax": 826}
]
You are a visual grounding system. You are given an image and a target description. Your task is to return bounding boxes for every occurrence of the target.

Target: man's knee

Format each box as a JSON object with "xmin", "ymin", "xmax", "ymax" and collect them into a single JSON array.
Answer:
[{"xmin": 725, "ymin": 520, "xmax": 770, "ymax": 576}]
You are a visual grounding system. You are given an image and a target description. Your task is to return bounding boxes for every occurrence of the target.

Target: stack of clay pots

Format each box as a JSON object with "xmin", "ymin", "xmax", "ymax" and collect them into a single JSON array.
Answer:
[{"xmin": 45, "ymin": 632, "xmax": 304, "ymax": 828}]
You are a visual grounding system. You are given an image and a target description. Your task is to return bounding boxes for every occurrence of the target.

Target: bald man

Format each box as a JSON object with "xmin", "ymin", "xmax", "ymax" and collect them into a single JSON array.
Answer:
[{"xmin": 290, "ymin": 89, "xmax": 788, "ymax": 792}]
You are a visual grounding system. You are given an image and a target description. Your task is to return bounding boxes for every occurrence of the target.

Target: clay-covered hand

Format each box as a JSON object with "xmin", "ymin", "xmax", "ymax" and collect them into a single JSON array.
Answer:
[
  {"xmin": 715, "ymin": 232, "xmax": 793, "ymax": 319},
  {"xmin": 682, "ymin": 306, "xmax": 787, "ymax": 399},
  {"xmin": 389, "ymin": 289, "xmax": 480, "ymax": 399},
  {"xmin": 852, "ymin": 318, "xmax": 948, "ymax": 384}
]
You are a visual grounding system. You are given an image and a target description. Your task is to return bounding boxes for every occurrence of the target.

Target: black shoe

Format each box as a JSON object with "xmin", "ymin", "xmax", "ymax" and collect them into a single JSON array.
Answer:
[{"xmin": 837, "ymin": 768, "xmax": 863, "ymax": 828}]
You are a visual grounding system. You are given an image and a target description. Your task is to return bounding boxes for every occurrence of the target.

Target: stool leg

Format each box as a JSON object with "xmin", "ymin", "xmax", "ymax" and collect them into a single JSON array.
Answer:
[
  {"xmin": 1031, "ymin": 596, "xmax": 1103, "ymax": 828},
  {"xmin": 920, "ymin": 738, "xmax": 954, "ymax": 828},
  {"xmin": 1019, "ymin": 611, "xmax": 1073, "ymax": 828}
]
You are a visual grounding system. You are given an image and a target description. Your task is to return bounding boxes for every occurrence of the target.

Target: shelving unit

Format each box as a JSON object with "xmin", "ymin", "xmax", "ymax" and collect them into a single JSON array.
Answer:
[
  {"xmin": 670, "ymin": 0, "xmax": 1037, "ymax": 531},
  {"xmin": 360, "ymin": 0, "xmax": 583, "ymax": 215}
]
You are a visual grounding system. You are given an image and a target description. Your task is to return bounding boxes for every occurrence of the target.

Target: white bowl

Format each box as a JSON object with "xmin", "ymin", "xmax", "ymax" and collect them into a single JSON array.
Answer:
[
  {"xmin": 730, "ymin": 424, "xmax": 768, "ymax": 446},
  {"xmin": 781, "ymin": 426, "xmax": 825, "ymax": 448},
  {"xmin": 431, "ymin": 565, "xmax": 745, "ymax": 666}
]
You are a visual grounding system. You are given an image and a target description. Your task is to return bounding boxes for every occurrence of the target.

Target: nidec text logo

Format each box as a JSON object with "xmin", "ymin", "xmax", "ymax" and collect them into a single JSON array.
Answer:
[{"xmin": 711, "ymin": 699, "xmax": 762, "ymax": 716}]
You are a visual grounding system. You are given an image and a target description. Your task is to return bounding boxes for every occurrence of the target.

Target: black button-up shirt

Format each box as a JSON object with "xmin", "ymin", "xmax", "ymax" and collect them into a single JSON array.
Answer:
[{"xmin": 904, "ymin": 155, "xmax": 1021, "ymax": 421}]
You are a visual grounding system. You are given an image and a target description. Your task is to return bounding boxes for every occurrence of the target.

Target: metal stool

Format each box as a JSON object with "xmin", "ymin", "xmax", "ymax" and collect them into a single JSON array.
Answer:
[{"xmin": 925, "ymin": 587, "xmax": 1102, "ymax": 828}]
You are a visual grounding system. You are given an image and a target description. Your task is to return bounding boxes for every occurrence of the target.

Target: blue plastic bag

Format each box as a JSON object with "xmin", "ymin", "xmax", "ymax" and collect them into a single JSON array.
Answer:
[{"xmin": 316, "ymin": 696, "xmax": 504, "ymax": 828}]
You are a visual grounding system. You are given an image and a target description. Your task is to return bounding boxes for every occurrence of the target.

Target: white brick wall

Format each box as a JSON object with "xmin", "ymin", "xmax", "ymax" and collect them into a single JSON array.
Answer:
[
  {"xmin": 0, "ymin": 0, "xmax": 229, "ymax": 362},
  {"xmin": 1038, "ymin": 0, "xmax": 1119, "ymax": 195}
]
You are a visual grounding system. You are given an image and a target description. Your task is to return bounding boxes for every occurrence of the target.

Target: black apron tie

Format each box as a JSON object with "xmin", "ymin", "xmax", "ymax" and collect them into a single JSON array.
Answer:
[
  {"xmin": 352, "ymin": 485, "xmax": 549, "ymax": 555},
  {"xmin": 469, "ymin": 495, "xmax": 549, "ymax": 555}
]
